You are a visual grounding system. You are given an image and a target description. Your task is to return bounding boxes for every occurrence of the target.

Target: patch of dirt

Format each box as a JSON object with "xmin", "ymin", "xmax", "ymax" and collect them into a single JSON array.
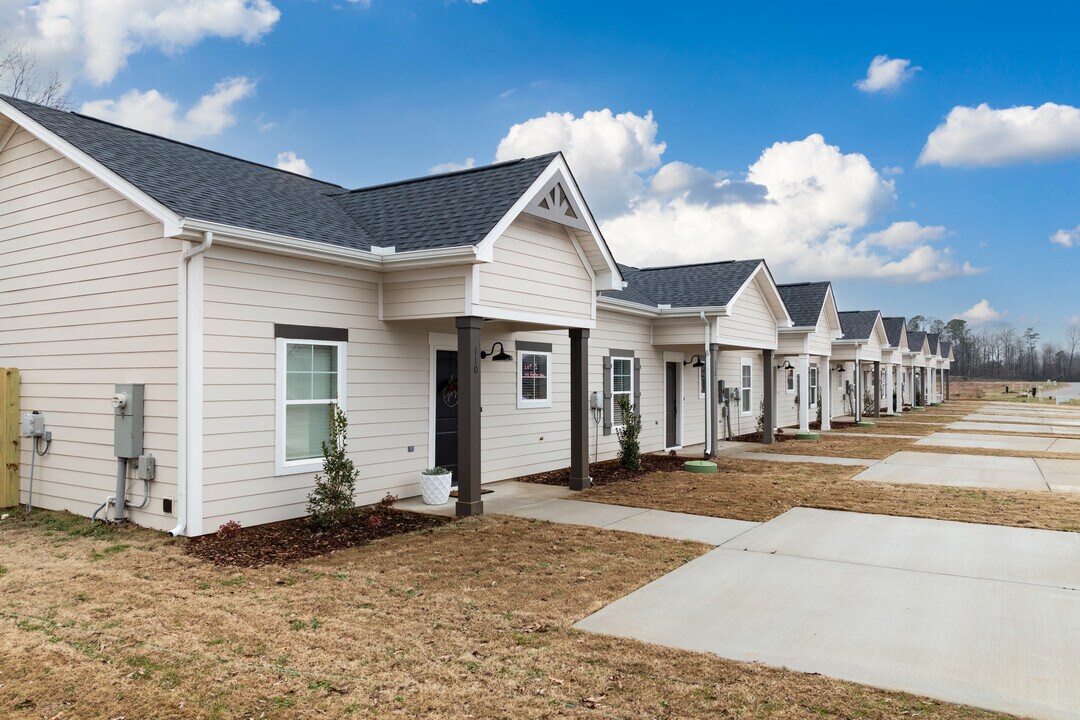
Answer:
[
  {"xmin": 517, "ymin": 453, "xmax": 687, "ymax": 486},
  {"xmin": 744, "ymin": 433, "xmax": 916, "ymax": 459},
  {"xmin": 187, "ymin": 507, "xmax": 452, "ymax": 567}
]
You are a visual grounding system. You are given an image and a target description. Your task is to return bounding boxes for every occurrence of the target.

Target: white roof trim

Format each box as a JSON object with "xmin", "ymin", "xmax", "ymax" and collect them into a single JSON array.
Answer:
[
  {"xmin": 475, "ymin": 155, "xmax": 622, "ymax": 290},
  {"xmin": 0, "ymin": 98, "xmax": 183, "ymax": 237},
  {"xmin": 726, "ymin": 261, "xmax": 794, "ymax": 327}
]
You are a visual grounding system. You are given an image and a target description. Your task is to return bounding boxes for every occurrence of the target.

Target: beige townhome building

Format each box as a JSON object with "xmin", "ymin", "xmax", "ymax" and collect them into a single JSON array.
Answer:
[
  {"xmin": 905, "ymin": 331, "xmax": 932, "ymax": 407},
  {"xmin": 775, "ymin": 282, "xmax": 844, "ymax": 435},
  {"xmin": 1, "ymin": 94, "xmax": 803, "ymax": 534},
  {"xmin": 881, "ymin": 317, "xmax": 909, "ymax": 415},
  {"xmin": 831, "ymin": 311, "xmax": 890, "ymax": 423}
]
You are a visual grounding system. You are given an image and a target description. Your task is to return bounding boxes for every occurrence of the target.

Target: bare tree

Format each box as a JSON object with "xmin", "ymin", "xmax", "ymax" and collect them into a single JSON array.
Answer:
[
  {"xmin": 0, "ymin": 37, "xmax": 70, "ymax": 109},
  {"xmin": 1067, "ymin": 322, "xmax": 1080, "ymax": 380}
]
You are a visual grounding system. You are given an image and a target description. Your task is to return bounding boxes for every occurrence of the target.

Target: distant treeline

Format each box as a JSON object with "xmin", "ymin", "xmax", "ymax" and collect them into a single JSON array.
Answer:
[{"xmin": 908, "ymin": 316, "xmax": 1080, "ymax": 382}]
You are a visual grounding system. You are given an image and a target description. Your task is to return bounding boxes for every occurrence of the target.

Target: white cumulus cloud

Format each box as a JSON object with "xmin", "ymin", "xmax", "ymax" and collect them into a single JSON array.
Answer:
[
  {"xmin": 920, "ymin": 102, "xmax": 1080, "ymax": 167},
  {"xmin": 855, "ymin": 55, "xmax": 920, "ymax": 93},
  {"xmin": 80, "ymin": 77, "xmax": 256, "ymax": 142},
  {"xmin": 956, "ymin": 299, "xmax": 1003, "ymax": 323},
  {"xmin": 6, "ymin": 0, "xmax": 279, "ymax": 85},
  {"xmin": 492, "ymin": 109, "xmax": 981, "ymax": 283},
  {"xmin": 275, "ymin": 151, "xmax": 312, "ymax": 176},
  {"xmin": 495, "ymin": 109, "xmax": 666, "ymax": 218},
  {"xmin": 430, "ymin": 158, "xmax": 476, "ymax": 173},
  {"xmin": 864, "ymin": 221, "xmax": 947, "ymax": 249},
  {"xmin": 1050, "ymin": 225, "xmax": 1079, "ymax": 248}
]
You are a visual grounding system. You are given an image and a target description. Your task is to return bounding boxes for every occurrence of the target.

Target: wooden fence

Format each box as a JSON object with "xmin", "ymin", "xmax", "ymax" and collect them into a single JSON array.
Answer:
[{"xmin": 1, "ymin": 368, "xmax": 18, "ymax": 508}]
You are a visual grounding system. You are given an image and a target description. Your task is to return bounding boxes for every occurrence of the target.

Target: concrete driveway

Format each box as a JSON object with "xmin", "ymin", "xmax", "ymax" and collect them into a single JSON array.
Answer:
[
  {"xmin": 853, "ymin": 450, "xmax": 1080, "ymax": 492},
  {"xmin": 576, "ymin": 507, "xmax": 1080, "ymax": 720}
]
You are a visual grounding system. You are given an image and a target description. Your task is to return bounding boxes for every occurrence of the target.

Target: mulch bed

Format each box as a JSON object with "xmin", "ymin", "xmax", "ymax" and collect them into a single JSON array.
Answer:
[
  {"xmin": 186, "ymin": 507, "xmax": 452, "ymax": 568},
  {"xmin": 731, "ymin": 431, "xmax": 800, "ymax": 443},
  {"xmin": 518, "ymin": 454, "xmax": 688, "ymax": 487}
]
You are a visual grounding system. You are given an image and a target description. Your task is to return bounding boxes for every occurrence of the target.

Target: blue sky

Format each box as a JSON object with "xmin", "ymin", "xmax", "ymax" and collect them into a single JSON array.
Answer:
[{"xmin": 6, "ymin": 0, "xmax": 1079, "ymax": 341}]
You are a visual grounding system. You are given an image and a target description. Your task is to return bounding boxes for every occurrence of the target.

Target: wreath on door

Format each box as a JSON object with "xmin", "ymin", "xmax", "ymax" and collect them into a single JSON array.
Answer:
[{"xmin": 441, "ymin": 374, "xmax": 459, "ymax": 408}]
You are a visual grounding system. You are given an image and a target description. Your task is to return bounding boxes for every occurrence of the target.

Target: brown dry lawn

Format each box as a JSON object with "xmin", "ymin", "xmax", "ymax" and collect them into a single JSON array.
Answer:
[
  {"xmin": 0, "ymin": 510, "xmax": 1012, "ymax": 720},
  {"xmin": 829, "ymin": 422, "xmax": 943, "ymax": 437},
  {"xmin": 746, "ymin": 433, "xmax": 916, "ymax": 459},
  {"xmin": 905, "ymin": 444, "xmax": 1080, "ymax": 462},
  {"xmin": 578, "ymin": 457, "xmax": 1080, "ymax": 533}
]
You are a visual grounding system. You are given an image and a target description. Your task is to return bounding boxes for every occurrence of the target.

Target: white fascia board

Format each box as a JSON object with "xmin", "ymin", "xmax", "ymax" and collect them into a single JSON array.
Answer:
[
  {"xmin": 659, "ymin": 306, "xmax": 729, "ymax": 317},
  {"xmin": 380, "ymin": 244, "xmax": 481, "ymax": 269},
  {"xmin": 0, "ymin": 98, "xmax": 183, "ymax": 237},
  {"xmin": 468, "ymin": 304, "xmax": 595, "ymax": 329},
  {"xmin": 596, "ymin": 296, "xmax": 660, "ymax": 318},
  {"xmin": 180, "ymin": 219, "xmax": 384, "ymax": 269}
]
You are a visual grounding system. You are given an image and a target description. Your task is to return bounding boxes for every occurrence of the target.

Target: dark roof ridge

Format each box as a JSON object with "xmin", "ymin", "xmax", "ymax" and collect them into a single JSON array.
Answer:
[
  {"xmin": 342, "ymin": 153, "xmax": 559, "ymax": 195},
  {"xmin": 636, "ymin": 258, "xmax": 763, "ymax": 272},
  {"xmin": 777, "ymin": 280, "xmax": 831, "ymax": 287},
  {"xmin": 0, "ymin": 95, "xmax": 347, "ymax": 190}
]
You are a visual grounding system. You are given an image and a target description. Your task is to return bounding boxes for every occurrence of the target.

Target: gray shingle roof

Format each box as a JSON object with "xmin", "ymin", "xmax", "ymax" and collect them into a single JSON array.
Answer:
[
  {"xmin": 907, "ymin": 331, "xmax": 928, "ymax": 352},
  {"xmin": 940, "ymin": 340, "xmax": 952, "ymax": 357},
  {"xmin": 2, "ymin": 95, "xmax": 556, "ymax": 253},
  {"xmin": 603, "ymin": 259, "xmax": 763, "ymax": 309},
  {"xmin": 837, "ymin": 310, "xmax": 881, "ymax": 341},
  {"xmin": 777, "ymin": 282, "xmax": 830, "ymax": 327},
  {"xmin": 882, "ymin": 317, "xmax": 907, "ymax": 348},
  {"xmin": 926, "ymin": 333, "xmax": 941, "ymax": 355},
  {"xmin": 331, "ymin": 154, "xmax": 556, "ymax": 252}
]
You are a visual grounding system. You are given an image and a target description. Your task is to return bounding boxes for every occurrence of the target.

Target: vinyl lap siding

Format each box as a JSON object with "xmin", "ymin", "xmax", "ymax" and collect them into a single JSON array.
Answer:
[
  {"xmin": 0, "ymin": 128, "xmax": 177, "ymax": 530},
  {"xmin": 381, "ymin": 266, "xmax": 466, "ymax": 320},
  {"xmin": 716, "ymin": 276, "xmax": 777, "ymax": 349},
  {"xmin": 201, "ymin": 246, "xmax": 436, "ymax": 529},
  {"xmin": 479, "ymin": 216, "xmax": 593, "ymax": 320}
]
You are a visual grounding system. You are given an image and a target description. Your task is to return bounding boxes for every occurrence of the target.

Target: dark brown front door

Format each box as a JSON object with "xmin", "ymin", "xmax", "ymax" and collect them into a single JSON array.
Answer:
[
  {"xmin": 434, "ymin": 350, "xmax": 459, "ymax": 478},
  {"xmin": 665, "ymin": 361, "xmax": 678, "ymax": 447}
]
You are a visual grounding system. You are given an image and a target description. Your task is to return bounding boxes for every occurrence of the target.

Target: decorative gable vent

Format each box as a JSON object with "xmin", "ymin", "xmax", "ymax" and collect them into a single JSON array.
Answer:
[
  {"xmin": 524, "ymin": 175, "xmax": 587, "ymax": 230},
  {"xmin": 537, "ymin": 183, "xmax": 578, "ymax": 220}
]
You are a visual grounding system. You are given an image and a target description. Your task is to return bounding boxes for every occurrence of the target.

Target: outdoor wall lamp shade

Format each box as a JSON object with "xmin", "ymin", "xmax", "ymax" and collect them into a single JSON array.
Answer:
[
  {"xmin": 683, "ymin": 354, "xmax": 705, "ymax": 368},
  {"xmin": 835, "ymin": 365, "xmax": 846, "ymax": 373},
  {"xmin": 777, "ymin": 360, "xmax": 794, "ymax": 371},
  {"xmin": 480, "ymin": 342, "xmax": 513, "ymax": 362}
]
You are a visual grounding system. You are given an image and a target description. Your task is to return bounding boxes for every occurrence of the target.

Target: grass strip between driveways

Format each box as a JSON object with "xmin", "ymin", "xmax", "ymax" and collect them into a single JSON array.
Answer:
[
  {"xmin": 0, "ymin": 510, "xmax": 1011, "ymax": 720},
  {"xmin": 576, "ymin": 457, "xmax": 1080, "ymax": 533}
]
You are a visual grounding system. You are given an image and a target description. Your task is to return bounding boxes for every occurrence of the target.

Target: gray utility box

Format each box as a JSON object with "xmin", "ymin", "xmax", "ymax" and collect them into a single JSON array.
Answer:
[{"xmin": 113, "ymin": 383, "xmax": 144, "ymax": 458}]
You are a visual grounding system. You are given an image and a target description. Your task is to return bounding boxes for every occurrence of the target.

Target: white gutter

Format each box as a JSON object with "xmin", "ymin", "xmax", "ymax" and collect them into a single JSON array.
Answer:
[
  {"xmin": 701, "ymin": 311, "xmax": 712, "ymax": 456},
  {"xmin": 171, "ymin": 231, "xmax": 213, "ymax": 537}
]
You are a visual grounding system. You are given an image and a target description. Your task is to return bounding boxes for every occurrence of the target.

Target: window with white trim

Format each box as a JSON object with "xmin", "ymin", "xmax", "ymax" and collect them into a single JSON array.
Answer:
[
  {"xmin": 740, "ymin": 359, "xmax": 752, "ymax": 415},
  {"xmin": 809, "ymin": 365, "xmax": 818, "ymax": 406},
  {"xmin": 611, "ymin": 356, "xmax": 634, "ymax": 427},
  {"xmin": 785, "ymin": 367, "xmax": 795, "ymax": 393},
  {"xmin": 517, "ymin": 351, "xmax": 551, "ymax": 408},
  {"xmin": 276, "ymin": 338, "xmax": 347, "ymax": 474}
]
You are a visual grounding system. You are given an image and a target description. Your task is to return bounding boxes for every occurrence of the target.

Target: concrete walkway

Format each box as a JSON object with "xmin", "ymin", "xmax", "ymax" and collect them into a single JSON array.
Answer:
[
  {"xmin": 949, "ymin": 420, "xmax": 1080, "ymax": 436},
  {"xmin": 917, "ymin": 431, "xmax": 1080, "ymax": 454},
  {"xmin": 853, "ymin": 450, "xmax": 1080, "ymax": 492},
  {"xmin": 575, "ymin": 507, "xmax": 1080, "ymax": 720},
  {"xmin": 396, "ymin": 480, "xmax": 758, "ymax": 546},
  {"xmin": 964, "ymin": 412, "xmax": 1080, "ymax": 427}
]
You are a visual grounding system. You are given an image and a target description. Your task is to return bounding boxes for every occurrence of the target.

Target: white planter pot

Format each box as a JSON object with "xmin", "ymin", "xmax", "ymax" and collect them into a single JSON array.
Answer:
[{"xmin": 419, "ymin": 471, "xmax": 452, "ymax": 505}]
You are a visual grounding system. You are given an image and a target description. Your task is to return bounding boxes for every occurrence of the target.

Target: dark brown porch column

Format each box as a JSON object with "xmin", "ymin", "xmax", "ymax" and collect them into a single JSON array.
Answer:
[
  {"xmin": 569, "ymin": 328, "xmax": 590, "ymax": 491},
  {"xmin": 455, "ymin": 316, "xmax": 483, "ymax": 517},
  {"xmin": 873, "ymin": 361, "xmax": 881, "ymax": 418},
  {"xmin": 762, "ymin": 349, "xmax": 775, "ymax": 444}
]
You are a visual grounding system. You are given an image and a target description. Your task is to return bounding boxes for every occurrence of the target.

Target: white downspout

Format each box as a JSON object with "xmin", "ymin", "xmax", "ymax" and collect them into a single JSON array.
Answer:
[
  {"xmin": 701, "ymin": 311, "xmax": 711, "ymax": 456},
  {"xmin": 171, "ymin": 231, "xmax": 213, "ymax": 537}
]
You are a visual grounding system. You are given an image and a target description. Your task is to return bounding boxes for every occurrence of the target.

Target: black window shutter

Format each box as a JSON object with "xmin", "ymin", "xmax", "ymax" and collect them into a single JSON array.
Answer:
[{"xmin": 603, "ymin": 356, "xmax": 612, "ymax": 436}]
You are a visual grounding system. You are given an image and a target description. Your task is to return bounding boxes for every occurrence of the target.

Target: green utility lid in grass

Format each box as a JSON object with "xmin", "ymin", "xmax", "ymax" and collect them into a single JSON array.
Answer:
[
  {"xmin": 684, "ymin": 460, "xmax": 718, "ymax": 474},
  {"xmin": 794, "ymin": 431, "xmax": 820, "ymax": 441},
  {"xmin": 855, "ymin": 421, "xmax": 877, "ymax": 427}
]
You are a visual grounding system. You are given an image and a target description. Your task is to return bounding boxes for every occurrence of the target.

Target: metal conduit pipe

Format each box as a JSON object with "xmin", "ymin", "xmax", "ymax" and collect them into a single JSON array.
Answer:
[
  {"xmin": 171, "ymin": 231, "xmax": 214, "ymax": 537},
  {"xmin": 113, "ymin": 458, "xmax": 128, "ymax": 521}
]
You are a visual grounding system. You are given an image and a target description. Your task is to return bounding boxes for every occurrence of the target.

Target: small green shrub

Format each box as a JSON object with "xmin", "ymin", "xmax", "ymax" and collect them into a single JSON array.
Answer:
[
  {"xmin": 756, "ymin": 397, "xmax": 765, "ymax": 435},
  {"xmin": 615, "ymin": 395, "xmax": 641, "ymax": 470},
  {"xmin": 307, "ymin": 405, "xmax": 358, "ymax": 530}
]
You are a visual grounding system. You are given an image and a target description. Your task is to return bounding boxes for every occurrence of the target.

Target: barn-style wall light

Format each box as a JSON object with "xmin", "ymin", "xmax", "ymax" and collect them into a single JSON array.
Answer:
[{"xmin": 480, "ymin": 342, "xmax": 513, "ymax": 362}]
